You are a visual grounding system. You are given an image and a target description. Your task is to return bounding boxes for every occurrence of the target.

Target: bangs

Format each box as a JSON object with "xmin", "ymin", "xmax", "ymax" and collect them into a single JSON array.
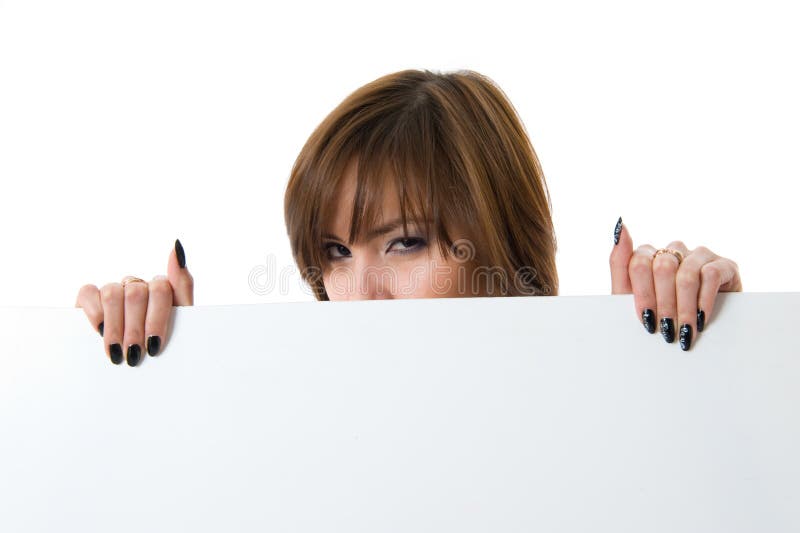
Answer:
[
  {"xmin": 285, "ymin": 69, "xmax": 558, "ymax": 301},
  {"xmin": 309, "ymin": 98, "xmax": 468, "ymax": 271}
]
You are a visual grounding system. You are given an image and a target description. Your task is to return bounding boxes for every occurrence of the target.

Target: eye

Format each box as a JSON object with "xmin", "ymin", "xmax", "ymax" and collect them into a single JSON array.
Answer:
[
  {"xmin": 388, "ymin": 237, "xmax": 427, "ymax": 255},
  {"xmin": 324, "ymin": 242, "xmax": 351, "ymax": 260}
]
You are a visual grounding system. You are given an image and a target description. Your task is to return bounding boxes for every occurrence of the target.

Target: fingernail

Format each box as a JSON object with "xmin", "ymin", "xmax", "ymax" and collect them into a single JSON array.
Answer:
[
  {"xmin": 98, "ymin": 321, "xmax": 104, "ymax": 337},
  {"xmin": 642, "ymin": 308, "xmax": 655, "ymax": 333},
  {"xmin": 109, "ymin": 343, "xmax": 123, "ymax": 365},
  {"xmin": 175, "ymin": 239, "xmax": 186, "ymax": 269},
  {"xmin": 127, "ymin": 344, "xmax": 141, "ymax": 367},
  {"xmin": 613, "ymin": 216, "xmax": 623, "ymax": 245},
  {"xmin": 697, "ymin": 309, "xmax": 705, "ymax": 332},
  {"xmin": 679, "ymin": 324, "xmax": 693, "ymax": 351},
  {"xmin": 661, "ymin": 317, "xmax": 675, "ymax": 343},
  {"xmin": 147, "ymin": 335, "xmax": 161, "ymax": 357}
]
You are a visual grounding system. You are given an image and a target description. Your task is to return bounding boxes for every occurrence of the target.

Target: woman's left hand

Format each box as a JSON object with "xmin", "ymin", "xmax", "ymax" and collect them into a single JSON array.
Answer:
[{"xmin": 609, "ymin": 217, "xmax": 742, "ymax": 351}]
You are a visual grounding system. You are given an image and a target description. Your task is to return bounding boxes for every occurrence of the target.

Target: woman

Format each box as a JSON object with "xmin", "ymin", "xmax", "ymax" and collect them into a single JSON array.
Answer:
[{"xmin": 75, "ymin": 69, "xmax": 742, "ymax": 366}]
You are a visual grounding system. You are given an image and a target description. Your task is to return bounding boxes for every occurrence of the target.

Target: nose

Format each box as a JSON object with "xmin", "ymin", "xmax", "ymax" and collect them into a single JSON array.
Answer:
[
  {"xmin": 324, "ymin": 255, "xmax": 399, "ymax": 301},
  {"xmin": 350, "ymin": 261, "xmax": 396, "ymax": 301}
]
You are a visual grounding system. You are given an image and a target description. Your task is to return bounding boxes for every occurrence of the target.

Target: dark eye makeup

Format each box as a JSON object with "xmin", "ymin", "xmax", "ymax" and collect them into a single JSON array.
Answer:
[{"xmin": 322, "ymin": 237, "xmax": 427, "ymax": 261}]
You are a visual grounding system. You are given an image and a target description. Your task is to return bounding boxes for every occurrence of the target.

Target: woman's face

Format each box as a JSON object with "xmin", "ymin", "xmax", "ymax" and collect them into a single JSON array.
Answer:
[{"xmin": 321, "ymin": 161, "xmax": 479, "ymax": 301}]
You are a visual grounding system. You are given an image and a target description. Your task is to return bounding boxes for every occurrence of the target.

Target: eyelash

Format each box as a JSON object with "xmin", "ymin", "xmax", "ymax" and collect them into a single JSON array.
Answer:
[{"xmin": 323, "ymin": 237, "xmax": 427, "ymax": 261}]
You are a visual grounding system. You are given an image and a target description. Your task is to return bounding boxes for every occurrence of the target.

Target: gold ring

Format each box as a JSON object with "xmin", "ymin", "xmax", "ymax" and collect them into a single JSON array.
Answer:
[
  {"xmin": 121, "ymin": 276, "xmax": 147, "ymax": 286},
  {"xmin": 654, "ymin": 248, "xmax": 684, "ymax": 265}
]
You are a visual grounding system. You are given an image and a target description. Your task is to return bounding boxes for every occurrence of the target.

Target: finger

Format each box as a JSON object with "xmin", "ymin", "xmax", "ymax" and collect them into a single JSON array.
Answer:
[
  {"xmin": 99, "ymin": 283, "xmax": 125, "ymax": 365},
  {"xmin": 719, "ymin": 258, "xmax": 743, "ymax": 293},
  {"xmin": 675, "ymin": 246, "xmax": 717, "ymax": 351},
  {"xmin": 628, "ymin": 244, "xmax": 658, "ymax": 333},
  {"xmin": 168, "ymin": 239, "xmax": 194, "ymax": 306},
  {"xmin": 652, "ymin": 241, "xmax": 691, "ymax": 344},
  {"xmin": 144, "ymin": 275, "xmax": 173, "ymax": 357},
  {"xmin": 75, "ymin": 284, "xmax": 104, "ymax": 337},
  {"xmin": 698, "ymin": 257, "xmax": 742, "ymax": 334},
  {"xmin": 122, "ymin": 280, "xmax": 149, "ymax": 367},
  {"xmin": 609, "ymin": 217, "xmax": 633, "ymax": 294}
]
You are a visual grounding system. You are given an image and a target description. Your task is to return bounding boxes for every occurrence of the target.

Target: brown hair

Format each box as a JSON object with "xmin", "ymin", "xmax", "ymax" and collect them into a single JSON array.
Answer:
[{"xmin": 284, "ymin": 69, "xmax": 558, "ymax": 300}]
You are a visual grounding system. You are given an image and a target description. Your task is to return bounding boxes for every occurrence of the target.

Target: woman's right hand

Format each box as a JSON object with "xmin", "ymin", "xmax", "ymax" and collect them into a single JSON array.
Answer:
[{"xmin": 75, "ymin": 239, "xmax": 194, "ymax": 367}]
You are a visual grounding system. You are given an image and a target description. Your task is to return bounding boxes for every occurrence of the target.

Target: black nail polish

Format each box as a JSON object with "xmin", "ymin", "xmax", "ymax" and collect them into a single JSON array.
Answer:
[
  {"xmin": 127, "ymin": 344, "xmax": 141, "ymax": 367},
  {"xmin": 661, "ymin": 317, "xmax": 675, "ymax": 343},
  {"xmin": 679, "ymin": 324, "xmax": 693, "ymax": 351},
  {"xmin": 642, "ymin": 308, "xmax": 655, "ymax": 333},
  {"xmin": 98, "ymin": 321, "xmax": 104, "ymax": 337},
  {"xmin": 697, "ymin": 309, "xmax": 705, "ymax": 332},
  {"xmin": 175, "ymin": 239, "xmax": 186, "ymax": 269},
  {"xmin": 613, "ymin": 217, "xmax": 623, "ymax": 245},
  {"xmin": 147, "ymin": 335, "xmax": 161, "ymax": 356},
  {"xmin": 110, "ymin": 343, "xmax": 123, "ymax": 365}
]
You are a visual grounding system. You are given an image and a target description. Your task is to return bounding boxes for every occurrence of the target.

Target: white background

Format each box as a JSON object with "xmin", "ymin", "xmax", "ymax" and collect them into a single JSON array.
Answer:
[{"xmin": 1, "ymin": 0, "xmax": 797, "ymax": 307}]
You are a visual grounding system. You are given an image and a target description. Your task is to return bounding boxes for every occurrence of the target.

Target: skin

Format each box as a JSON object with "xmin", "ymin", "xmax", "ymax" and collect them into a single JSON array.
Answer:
[
  {"xmin": 76, "ymin": 253, "xmax": 192, "ymax": 366},
  {"xmin": 320, "ymin": 160, "xmax": 482, "ymax": 301},
  {"xmin": 610, "ymin": 229, "xmax": 742, "ymax": 337},
  {"xmin": 75, "ymin": 162, "xmax": 743, "ymax": 365}
]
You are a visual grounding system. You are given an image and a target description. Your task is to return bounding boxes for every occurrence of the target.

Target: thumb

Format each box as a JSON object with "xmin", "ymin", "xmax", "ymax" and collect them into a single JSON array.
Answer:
[
  {"xmin": 609, "ymin": 217, "xmax": 633, "ymax": 294},
  {"xmin": 167, "ymin": 238, "xmax": 194, "ymax": 306}
]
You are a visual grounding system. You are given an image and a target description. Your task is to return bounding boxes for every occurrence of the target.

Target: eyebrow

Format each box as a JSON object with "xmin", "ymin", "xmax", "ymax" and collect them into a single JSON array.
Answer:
[{"xmin": 322, "ymin": 218, "xmax": 426, "ymax": 244}]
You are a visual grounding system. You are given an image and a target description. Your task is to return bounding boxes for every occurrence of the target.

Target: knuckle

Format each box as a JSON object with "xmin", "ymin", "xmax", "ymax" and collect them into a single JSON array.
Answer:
[
  {"xmin": 700, "ymin": 262, "xmax": 722, "ymax": 283},
  {"xmin": 124, "ymin": 284, "xmax": 149, "ymax": 305},
  {"xmin": 694, "ymin": 245, "xmax": 712, "ymax": 256},
  {"xmin": 675, "ymin": 271, "xmax": 698, "ymax": 292},
  {"xmin": 100, "ymin": 284, "xmax": 120, "ymax": 306},
  {"xmin": 652, "ymin": 258, "xmax": 677, "ymax": 277},
  {"xmin": 77, "ymin": 283, "xmax": 98, "ymax": 297},
  {"xmin": 75, "ymin": 284, "xmax": 98, "ymax": 307},
  {"xmin": 628, "ymin": 256, "xmax": 651, "ymax": 277},
  {"xmin": 149, "ymin": 280, "xmax": 173, "ymax": 301}
]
